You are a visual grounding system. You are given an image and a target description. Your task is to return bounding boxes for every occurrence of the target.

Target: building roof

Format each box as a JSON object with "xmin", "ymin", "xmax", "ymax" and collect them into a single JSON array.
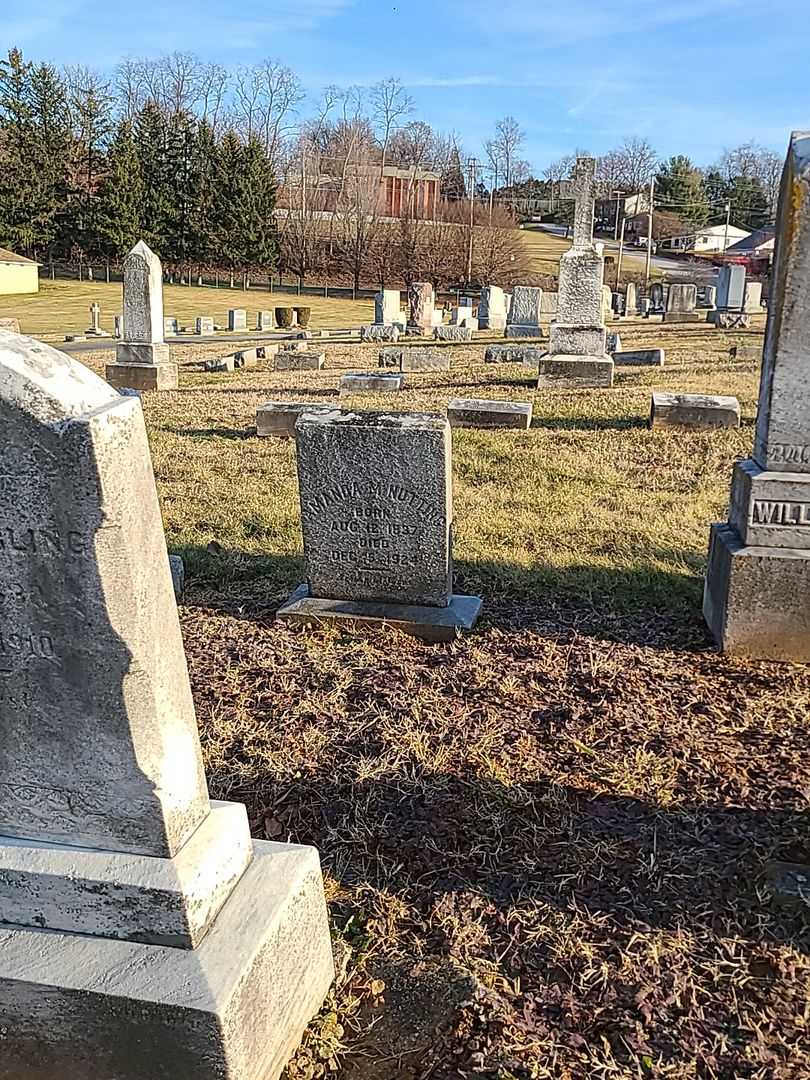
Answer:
[
  {"xmin": 0, "ymin": 247, "xmax": 38, "ymax": 265},
  {"xmin": 725, "ymin": 227, "xmax": 776, "ymax": 254}
]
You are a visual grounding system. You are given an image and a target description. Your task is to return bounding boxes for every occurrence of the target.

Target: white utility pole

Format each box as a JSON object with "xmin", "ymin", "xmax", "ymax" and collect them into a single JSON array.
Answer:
[
  {"xmin": 644, "ymin": 176, "xmax": 655, "ymax": 291},
  {"xmin": 467, "ymin": 158, "xmax": 477, "ymax": 285}
]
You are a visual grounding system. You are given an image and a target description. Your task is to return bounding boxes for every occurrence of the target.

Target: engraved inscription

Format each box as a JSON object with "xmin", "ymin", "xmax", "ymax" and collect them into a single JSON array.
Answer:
[
  {"xmin": 0, "ymin": 629, "xmax": 58, "ymax": 662},
  {"xmin": 0, "ymin": 781, "xmax": 112, "ymax": 832},
  {"xmin": 751, "ymin": 501, "xmax": 810, "ymax": 526},
  {"xmin": 0, "ymin": 526, "xmax": 89, "ymax": 556},
  {"xmin": 769, "ymin": 443, "xmax": 810, "ymax": 465}
]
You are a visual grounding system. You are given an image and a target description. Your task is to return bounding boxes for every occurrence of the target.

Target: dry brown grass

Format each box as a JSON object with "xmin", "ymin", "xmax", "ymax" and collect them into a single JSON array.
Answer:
[{"xmin": 75, "ymin": 317, "xmax": 807, "ymax": 1079}]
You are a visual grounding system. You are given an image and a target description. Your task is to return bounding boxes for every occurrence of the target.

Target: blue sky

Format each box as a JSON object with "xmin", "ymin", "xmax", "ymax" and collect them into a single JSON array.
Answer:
[{"xmin": 4, "ymin": 0, "xmax": 808, "ymax": 172}]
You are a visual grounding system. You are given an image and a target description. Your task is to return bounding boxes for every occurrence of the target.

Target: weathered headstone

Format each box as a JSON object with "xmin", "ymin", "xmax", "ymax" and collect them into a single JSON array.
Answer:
[
  {"xmin": 649, "ymin": 283, "xmax": 665, "ymax": 313},
  {"xmin": 361, "ymin": 324, "xmax": 400, "ymax": 343},
  {"xmin": 447, "ymin": 398, "xmax": 532, "ymax": 429},
  {"xmin": 434, "ymin": 325, "xmax": 472, "ymax": 342},
  {"xmin": 705, "ymin": 132, "xmax": 810, "ymax": 659},
  {"xmin": 625, "ymin": 282, "xmax": 638, "ymax": 314},
  {"xmin": 408, "ymin": 282, "xmax": 435, "ymax": 332},
  {"xmin": 274, "ymin": 350, "xmax": 325, "ymax": 371},
  {"xmin": 257, "ymin": 401, "xmax": 338, "ymax": 438},
  {"xmin": 478, "ymin": 286, "xmax": 508, "ymax": 330},
  {"xmin": 0, "ymin": 329, "xmax": 333, "ymax": 1078},
  {"xmin": 378, "ymin": 347, "xmax": 451, "ymax": 372},
  {"xmin": 195, "ymin": 316, "xmax": 215, "ymax": 335},
  {"xmin": 340, "ymin": 371, "xmax": 405, "ymax": 394},
  {"xmin": 256, "ymin": 310, "xmax": 274, "ymax": 331},
  {"xmin": 228, "ymin": 309, "xmax": 247, "ymax": 331},
  {"xmin": 649, "ymin": 391, "xmax": 740, "ymax": 429},
  {"xmin": 716, "ymin": 264, "xmax": 746, "ymax": 311},
  {"xmin": 663, "ymin": 283, "xmax": 701, "ymax": 322},
  {"xmin": 375, "ymin": 289, "xmax": 401, "ymax": 326},
  {"xmin": 545, "ymin": 157, "xmax": 613, "ymax": 387},
  {"xmin": 450, "ymin": 304, "xmax": 473, "ymax": 326},
  {"xmin": 505, "ymin": 285, "xmax": 543, "ymax": 338},
  {"xmin": 743, "ymin": 282, "xmax": 763, "ymax": 312},
  {"xmin": 277, "ymin": 410, "xmax": 482, "ymax": 640},
  {"xmin": 106, "ymin": 241, "xmax": 177, "ymax": 391},
  {"xmin": 539, "ymin": 291, "xmax": 559, "ymax": 317},
  {"xmin": 485, "ymin": 343, "xmax": 545, "ymax": 365},
  {"xmin": 614, "ymin": 348, "xmax": 665, "ymax": 366},
  {"xmin": 163, "ymin": 316, "xmax": 179, "ymax": 336}
]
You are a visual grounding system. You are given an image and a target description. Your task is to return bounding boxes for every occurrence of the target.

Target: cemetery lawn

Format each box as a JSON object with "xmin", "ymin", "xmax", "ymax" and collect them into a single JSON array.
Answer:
[
  {"xmin": 87, "ymin": 324, "xmax": 809, "ymax": 1079},
  {"xmin": 0, "ymin": 279, "xmax": 375, "ymax": 339}
]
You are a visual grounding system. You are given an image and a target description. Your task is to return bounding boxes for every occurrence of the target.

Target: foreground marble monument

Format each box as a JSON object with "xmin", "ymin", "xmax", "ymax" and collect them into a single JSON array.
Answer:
[
  {"xmin": 704, "ymin": 131, "xmax": 810, "ymax": 660},
  {"xmin": 277, "ymin": 410, "xmax": 482, "ymax": 640},
  {"xmin": 544, "ymin": 157, "xmax": 613, "ymax": 388},
  {"xmin": 0, "ymin": 329, "xmax": 333, "ymax": 1078},
  {"xmin": 106, "ymin": 241, "xmax": 178, "ymax": 391}
]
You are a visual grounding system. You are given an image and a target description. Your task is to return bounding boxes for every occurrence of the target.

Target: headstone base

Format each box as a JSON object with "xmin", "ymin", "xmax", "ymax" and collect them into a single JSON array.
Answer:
[
  {"xmin": 663, "ymin": 312, "xmax": 702, "ymax": 323},
  {"xmin": 703, "ymin": 523, "xmax": 810, "ymax": 661},
  {"xmin": 0, "ymin": 841, "xmax": 334, "ymax": 1080},
  {"xmin": 537, "ymin": 356, "xmax": 614, "ymax": 389},
  {"xmin": 277, "ymin": 584, "xmax": 483, "ymax": 642},
  {"xmin": 106, "ymin": 361, "xmax": 178, "ymax": 391},
  {"xmin": 614, "ymin": 349, "xmax": 665, "ymax": 366},
  {"xmin": 0, "ymin": 800, "xmax": 252, "ymax": 947},
  {"xmin": 257, "ymin": 402, "xmax": 339, "ymax": 438}
]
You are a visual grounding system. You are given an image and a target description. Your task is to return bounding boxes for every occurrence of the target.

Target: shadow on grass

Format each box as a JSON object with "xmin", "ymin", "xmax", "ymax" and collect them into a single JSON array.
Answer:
[
  {"xmin": 163, "ymin": 426, "xmax": 255, "ymax": 440},
  {"xmin": 530, "ymin": 415, "xmax": 648, "ymax": 432},
  {"xmin": 175, "ymin": 539, "xmax": 708, "ymax": 646}
]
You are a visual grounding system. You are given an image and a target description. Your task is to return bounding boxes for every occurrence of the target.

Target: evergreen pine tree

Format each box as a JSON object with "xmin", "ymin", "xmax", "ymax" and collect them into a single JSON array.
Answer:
[
  {"xmin": 656, "ymin": 155, "xmax": 710, "ymax": 228},
  {"xmin": 441, "ymin": 147, "xmax": 466, "ymax": 203},
  {"xmin": 97, "ymin": 119, "xmax": 144, "ymax": 258}
]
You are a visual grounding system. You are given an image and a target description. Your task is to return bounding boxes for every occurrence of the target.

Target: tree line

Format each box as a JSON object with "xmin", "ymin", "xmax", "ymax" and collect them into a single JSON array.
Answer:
[{"xmin": 0, "ymin": 46, "xmax": 783, "ymax": 290}]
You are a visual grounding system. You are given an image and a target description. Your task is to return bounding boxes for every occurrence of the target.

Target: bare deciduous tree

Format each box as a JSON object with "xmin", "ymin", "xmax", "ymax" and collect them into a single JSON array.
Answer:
[{"xmin": 369, "ymin": 77, "xmax": 412, "ymax": 175}]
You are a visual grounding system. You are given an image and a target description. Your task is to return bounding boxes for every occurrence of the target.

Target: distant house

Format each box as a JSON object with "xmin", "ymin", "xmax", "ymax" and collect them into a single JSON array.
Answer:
[
  {"xmin": 280, "ymin": 164, "xmax": 441, "ymax": 222},
  {"xmin": 724, "ymin": 227, "xmax": 776, "ymax": 260},
  {"xmin": 661, "ymin": 224, "xmax": 751, "ymax": 254},
  {"xmin": 0, "ymin": 248, "xmax": 39, "ymax": 295}
]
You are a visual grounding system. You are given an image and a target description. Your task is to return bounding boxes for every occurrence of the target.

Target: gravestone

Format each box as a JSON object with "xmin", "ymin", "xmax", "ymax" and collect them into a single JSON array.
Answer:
[
  {"xmin": 649, "ymin": 391, "xmax": 740, "ymax": 429},
  {"xmin": 379, "ymin": 347, "xmax": 451, "ymax": 372},
  {"xmin": 649, "ymin": 283, "xmax": 665, "ymax": 313},
  {"xmin": 539, "ymin": 291, "xmax": 559, "ymax": 316},
  {"xmin": 447, "ymin": 398, "xmax": 532, "ymax": 429},
  {"xmin": 505, "ymin": 286, "xmax": 543, "ymax": 338},
  {"xmin": 257, "ymin": 401, "xmax": 338, "ymax": 438},
  {"xmin": 163, "ymin": 316, "xmax": 179, "ymax": 336},
  {"xmin": 0, "ymin": 329, "xmax": 333, "ymax": 1078},
  {"xmin": 196, "ymin": 315, "xmax": 215, "ymax": 335},
  {"xmin": 375, "ymin": 289, "xmax": 401, "ymax": 326},
  {"xmin": 274, "ymin": 350, "xmax": 325, "ymax": 371},
  {"xmin": 340, "ymin": 371, "xmax": 405, "ymax": 393},
  {"xmin": 434, "ymin": 326, "xmax": 472, "ymax": 342},
  {"xmin": 614, "ymin": 348, "xmax": 665, "ymax": 366},
  {"xmin": 361, "ymin": 323, "xmax": 400, "ymax": 343},
  {"xmin": 625, "ymin": 282, "xmax": 638, "ymax": 314},
  {"xmin": 743, "ymin": 282, "xmax": 763, "ymax": 312},
  {"xmin": 705, "ymin": 132, "xmax": 810, "ymax": 660},
  {"xmin": 545, "ymin": 157, "xmax": 613, "ymax": 387},
  {"xmin": 478, "ymin": 286, "xmax": 508, "ymax": 330},
  {"xmin": 716, "ymin": 264, "xmax": 746, "ymax": 311},
  {"xmin": 450, "ymin": 304, "xmax": 473, "ymax": 326},
  {"xmin": 485, "ymin": 343, "xmax": 545, "ymax": 365},
  {"xmin": 256, "ymin": 310, "xmax": 274, "ymax": 330},
  {"xmin": 106, "ymin": 241, "xmax": 177, "ymax": 391},
  {"xmin": 277, "ymin": 410, "xmax": 482, "ymax": 640},
  {"xmin": 663, "ymin": 283, "xmax": 701, "ymax": 322},
  {"xmin": 114, "ymin": 314, "xmax": 123, "ymax": 338},
  {"xmin": 408, "ymin": 282, "xmax": 435, "ymax": 332},
  {"xmin": 228, "ymin": 309, "xmax": 247, "ymax": 332},
  {"xmin": 86, "ymin": 302, "xmax": 104, "ymax": 337}
]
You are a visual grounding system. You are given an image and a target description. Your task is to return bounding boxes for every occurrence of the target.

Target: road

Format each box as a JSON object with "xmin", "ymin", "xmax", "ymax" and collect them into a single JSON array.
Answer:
[{"xmin": 528, "ymin": 223, "xmax": 716, "ymax": 281}]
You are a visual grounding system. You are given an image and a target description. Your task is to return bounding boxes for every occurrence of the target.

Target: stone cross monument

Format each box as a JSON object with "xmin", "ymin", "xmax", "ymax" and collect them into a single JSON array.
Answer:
[
  {"xmin": 0, "ymin": 329, "xmax": 333, "ymax": 1079},
  {"xmin": 106, "ymin": 240, "xmax": 179, "ymax": 391},
  {"xmin": 704, "ymin": 131, "xmax": 810, "ymax": 660},
  {"xmin": 542, "ymin": 157, "xmax": 613, "ymax": 388}
]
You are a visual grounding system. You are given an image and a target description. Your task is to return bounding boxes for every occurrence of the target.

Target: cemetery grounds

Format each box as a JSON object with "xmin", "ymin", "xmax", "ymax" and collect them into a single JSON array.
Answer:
[{"xmin": 3, "ymin": 290, "xmax": 808, "ymax": 1079}]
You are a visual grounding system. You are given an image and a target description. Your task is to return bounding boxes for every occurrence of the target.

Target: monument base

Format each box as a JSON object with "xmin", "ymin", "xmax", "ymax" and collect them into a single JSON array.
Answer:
[
  {"xmin": 662, "ymin": 312, "xmax": 702, "ymax": 323},
  {"xmin": 277, "ymin": 583, "xmax": 483, "ymax": 642},
  {"xmin": 537, "ymin": 355, "xmax": 614, "ymax": 389},
  {"xmin": 0, "ymin": 841, "xmax": 334, "ymax": 1080},
  {"xmin": 106, "ymin": 361, "xmax": 179, "ymax": 391},
  {"xmin": 703, "ymin": 523, "xmax": 810, "ymax": 661}
]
